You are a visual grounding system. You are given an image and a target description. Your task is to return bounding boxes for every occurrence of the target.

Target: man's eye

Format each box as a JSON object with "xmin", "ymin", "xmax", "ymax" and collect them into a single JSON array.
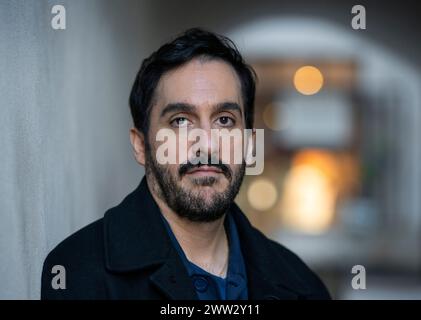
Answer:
[
  {"xmin": 171, "ymin": 117, "xmax": 190, "ymax": 127},
  {"xmin": 216, "ymin": 116, "xmax": 235, "ymax": 127}
]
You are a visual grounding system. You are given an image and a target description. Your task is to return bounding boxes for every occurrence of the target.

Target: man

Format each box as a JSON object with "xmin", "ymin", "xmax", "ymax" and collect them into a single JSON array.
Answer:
[{"xmin": 41, "ymin": 28, "xmax": 331, "ymax": 300}]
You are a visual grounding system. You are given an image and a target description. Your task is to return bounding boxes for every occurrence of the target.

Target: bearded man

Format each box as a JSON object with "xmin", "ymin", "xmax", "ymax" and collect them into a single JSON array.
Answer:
[{"xmin": 41, "ymin": 28, "xmax": 330, "ymax": 300}]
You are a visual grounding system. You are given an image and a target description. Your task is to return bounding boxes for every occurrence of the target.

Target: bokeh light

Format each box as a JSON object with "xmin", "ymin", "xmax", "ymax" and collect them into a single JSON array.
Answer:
[
  {"xmin": 281, "ymin": 150, "xmax": 339, "ymax": 234},
  {"xmin": 293, "ymin": 65, "xmax": 324, "ymax": 95},
  {"xmin": 247, "ymin": 178, "xmax": 278, "ymax": 211}
]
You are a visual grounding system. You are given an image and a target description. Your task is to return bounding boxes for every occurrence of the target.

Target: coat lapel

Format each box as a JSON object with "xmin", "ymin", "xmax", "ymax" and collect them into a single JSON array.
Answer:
[
  {"xmin": 149, "ymin": 251, "xmax": 198, "ymax": 300},
  {"xmin": 103, "ymin": 177, "xmax": 197, "ymax": 299}
]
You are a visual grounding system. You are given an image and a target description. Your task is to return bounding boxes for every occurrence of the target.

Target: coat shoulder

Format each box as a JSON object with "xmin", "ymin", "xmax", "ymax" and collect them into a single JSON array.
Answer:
[
  {"xmin": 41, "ymin": 218, "xmax": 106, "ymax": 299},
  {"xmin": 264, "ymin": 232, "xmax": 331, "ymax": 299},
  {"xmin": 44, "ymin": 218, "xmax": 104, "ymax": 267},
  {"xmin": 231, "ymin": 204, "xmax": 331, "ymax": 299}
]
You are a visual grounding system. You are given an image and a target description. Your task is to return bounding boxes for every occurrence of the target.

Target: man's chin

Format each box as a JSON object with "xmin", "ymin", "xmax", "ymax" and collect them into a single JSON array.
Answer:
[
  {"xmin": 182, "ymin": 175, "xmax": 228, "ymax": 189},
  {"xmin": 182, "ymin": 183, "xmax": 228, "ymax": 197}
]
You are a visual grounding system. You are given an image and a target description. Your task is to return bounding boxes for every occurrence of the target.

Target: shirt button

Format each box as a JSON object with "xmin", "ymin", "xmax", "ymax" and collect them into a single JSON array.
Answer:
[{"xmin": 193, "ymin": 276, "xmax": 209, "ymax": 292}]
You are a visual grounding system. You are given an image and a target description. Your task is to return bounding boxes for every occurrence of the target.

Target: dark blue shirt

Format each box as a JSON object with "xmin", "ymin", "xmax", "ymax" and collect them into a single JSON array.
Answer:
[{"xmin": 161, "ymin": 212, "xmax": 248, "ymax": 300}]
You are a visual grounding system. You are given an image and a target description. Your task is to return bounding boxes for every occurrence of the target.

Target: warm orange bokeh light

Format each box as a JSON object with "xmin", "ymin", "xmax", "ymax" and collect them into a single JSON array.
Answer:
[
  {"xmin": 293, "ymin": 65, "xmax": 324, "ymax": 95},
  {"xmin": 281, "ymin": 149, "xmax": 340, "ymax": 234}
]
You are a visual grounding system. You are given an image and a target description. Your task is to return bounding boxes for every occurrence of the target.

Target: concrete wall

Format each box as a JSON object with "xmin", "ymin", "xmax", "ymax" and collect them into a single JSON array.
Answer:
[{"xmin": 0, "ymin": 0, "xmax": 155, "ymax": 299}]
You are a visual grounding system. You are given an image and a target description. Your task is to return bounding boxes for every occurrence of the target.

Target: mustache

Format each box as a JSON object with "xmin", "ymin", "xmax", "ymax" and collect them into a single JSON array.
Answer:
[{"xmin": 179, "ymin": 156, "xmax": 232, "ymax": 180}]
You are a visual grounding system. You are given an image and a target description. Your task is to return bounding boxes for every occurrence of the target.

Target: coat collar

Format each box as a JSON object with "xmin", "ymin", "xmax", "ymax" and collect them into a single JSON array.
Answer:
[
  {"xmin": 103, "ymin": 177, "xmax": 311, "ymax": 300},
  {"xmin": 103, "ymin": 177, "xmax": 197, "ymax": 299}
]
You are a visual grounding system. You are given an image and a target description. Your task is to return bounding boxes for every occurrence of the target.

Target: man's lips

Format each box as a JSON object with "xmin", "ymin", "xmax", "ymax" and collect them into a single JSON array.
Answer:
[{"xmin": 185, "ymin": 166, "xmax": 223, "ymax": 175}]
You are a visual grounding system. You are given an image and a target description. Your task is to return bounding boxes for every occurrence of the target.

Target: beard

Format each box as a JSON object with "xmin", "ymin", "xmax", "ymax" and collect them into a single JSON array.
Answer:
[{"xmin": 145, "ymin": 141, "xmax": 245, "ymax": 222}]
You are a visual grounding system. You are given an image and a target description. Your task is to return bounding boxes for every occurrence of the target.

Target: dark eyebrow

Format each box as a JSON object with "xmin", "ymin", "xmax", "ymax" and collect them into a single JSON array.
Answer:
[
  {"xmin": 213, "ymin": 102, "xmax": 243, "ymax": 118},
  {"xmin": 159, "ymin": 101, "xmax": 243, "ymax": 118},
  {"xmin": 160, "ymin": 103, "xmax": 195, "ymax": 118}
]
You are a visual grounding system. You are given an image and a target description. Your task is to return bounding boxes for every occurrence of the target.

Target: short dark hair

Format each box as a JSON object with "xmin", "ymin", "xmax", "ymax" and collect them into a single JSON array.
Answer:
[{"xmin": 129, "ymin": 28, "xmax": 257, "ymax": 135}]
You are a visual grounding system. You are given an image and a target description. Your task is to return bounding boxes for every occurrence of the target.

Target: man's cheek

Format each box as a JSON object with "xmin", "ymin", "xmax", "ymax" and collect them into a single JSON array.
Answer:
[
  {"xmin": 154, "ymin": 131, "xmax": 177, "ymax": 165},
  {"xmin": 154, "ymin": 128, "xmax": 191, "ymax": 165},
  {"xmin": 167, "ymin": 164, "xmax": 182, "ymax": 179}
]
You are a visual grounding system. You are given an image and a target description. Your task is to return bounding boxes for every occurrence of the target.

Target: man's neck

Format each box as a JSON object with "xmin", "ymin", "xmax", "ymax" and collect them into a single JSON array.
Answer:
[{"xmin": 146, "ymin": 178, "xmax": 229, "ymax": 278}]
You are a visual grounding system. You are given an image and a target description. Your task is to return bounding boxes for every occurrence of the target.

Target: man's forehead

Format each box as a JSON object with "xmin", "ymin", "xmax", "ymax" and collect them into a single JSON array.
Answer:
[{"xmin": 154, "ymin": 58, "xmax": 243, "ymax": 111}]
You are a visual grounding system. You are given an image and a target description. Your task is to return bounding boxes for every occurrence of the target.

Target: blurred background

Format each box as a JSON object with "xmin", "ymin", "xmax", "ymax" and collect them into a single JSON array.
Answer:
[{"xmin": 1, "ymin": 0, "xmax": 420, "ymax": 299}]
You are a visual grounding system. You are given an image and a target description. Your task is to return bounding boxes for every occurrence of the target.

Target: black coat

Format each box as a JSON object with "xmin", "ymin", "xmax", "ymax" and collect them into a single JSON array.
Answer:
[{"xmin": 41, "ymin": 178, "xmax": 331, "ymax": 300}]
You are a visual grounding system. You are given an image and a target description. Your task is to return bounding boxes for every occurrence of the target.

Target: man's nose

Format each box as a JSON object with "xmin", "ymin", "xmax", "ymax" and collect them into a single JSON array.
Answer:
[{"xmin": 193, "ymin": 125, "xmax": 218, "ymax": 162}]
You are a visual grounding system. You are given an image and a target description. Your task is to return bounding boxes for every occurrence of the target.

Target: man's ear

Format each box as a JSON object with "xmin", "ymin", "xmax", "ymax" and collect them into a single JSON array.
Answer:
[{"xmin": 130, "ymin": 127, "xmax": 146, "ymax": 166}]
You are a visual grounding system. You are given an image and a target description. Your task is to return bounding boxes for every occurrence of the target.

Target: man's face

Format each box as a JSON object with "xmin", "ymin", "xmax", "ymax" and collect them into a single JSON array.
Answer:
[{"xmin": 142, "ymin": 57, "xmax": 247, "ymax": 222}]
